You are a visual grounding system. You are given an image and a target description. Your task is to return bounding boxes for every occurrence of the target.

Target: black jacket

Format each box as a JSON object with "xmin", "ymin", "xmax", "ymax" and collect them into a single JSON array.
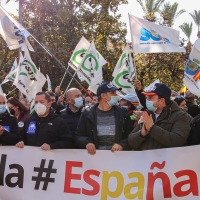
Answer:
[
  {"xmin": 186, "ymin": 99, "xmax": 200, "ymax": 118},
  {"xmin": 74, "ymin": 104, "xmax": 133, "ymax": 150},
  {"xmin": 60, "ymin": 106, "xmax": 82, "ymax": 137},
  {"xmin": 22, "ymin": 109, "xmax": 73, "ymax": 149},
  {"xmin": 0, "ymin": 111, "xmax": 20, "ymax": 145}
]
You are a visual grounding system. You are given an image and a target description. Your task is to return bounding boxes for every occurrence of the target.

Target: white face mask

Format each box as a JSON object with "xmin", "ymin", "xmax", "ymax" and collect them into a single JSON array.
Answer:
[{"xmin": 34, "ymin": 103, "xmax": 47, "ymax": 116}]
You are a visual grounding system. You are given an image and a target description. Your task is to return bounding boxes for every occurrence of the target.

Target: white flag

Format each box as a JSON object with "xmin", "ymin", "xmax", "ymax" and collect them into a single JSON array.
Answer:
[
  {"xmin": 13, "ymin": 46, "xmax": 46, "ymax": 101},
  {"xmin": 144, "ymin": 79, "xmax": 160, "ymax": 92},
  {"xmin": 0, "ymin": 6, "xmax": 34, "ymax": 51},
  {"xmin": 112, "ymin": 43, "xmax": 135, "ymax": 79},
  {"xmin": 112, "ymin": 63, "xmax": 138, "ymax": 97},
  {"xmin": 77, "ymin": 41, "xmax": 102, "ymax": 87},
  {"xmin": 68, "ymin": 36, "xmax": 107, "ymax": 81},
  {"xmin": 129, "ymin": 14, "xmax": 185, "ymax": 53},
  {"xmin": 46, "ymin": 74, "xmax": 52, "ymax": 91},
  {"xmin": 183, "ymin": 39, "xmax": 200, "ymax": 96},
  {"xmin": 2, "ymin": 58, "xmax": 18, "ymax": 84}
]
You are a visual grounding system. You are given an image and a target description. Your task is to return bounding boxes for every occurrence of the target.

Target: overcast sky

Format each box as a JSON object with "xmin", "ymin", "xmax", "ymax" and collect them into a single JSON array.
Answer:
[
  {"xmin": 119, "ymin": 0, "xmax": 199, "ymax": 44},
  {"xmin": 1, "ymin": 0, "xmax": 200, "ymax": 43}
]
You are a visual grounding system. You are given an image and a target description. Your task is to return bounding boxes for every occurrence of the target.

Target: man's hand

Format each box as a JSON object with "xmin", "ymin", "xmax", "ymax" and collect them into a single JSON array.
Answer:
[
  {"xmin": 111, "ymin": 143, "xmax": 123, "ymax": 152},
  {"xmin": 41, "ymin": 143, "xmax": 51, "ymax": 151},
  {"xmin": 143, "ymin": 111, "xmax": 154, "ymax": 132},
  {"xmin": 57, "ymin": 95, "xmax": 64, "ymax": 105},
  {"xmin": 86, "ymin": 143, "xmax": 96, "ymax": 155},
  {"xmin": 16, "ymin": 141, "xmax": 24, "ymax": 148},
  {"xmin": 134, "ymin": 79, "xmax": 142, "ymax": 90},
  {"xmin": 133, "ymin": 111, "xmax": 143, "ymax": 122},
  {"xmin": 0, "ymin": 126, "xmax": 4, "ymax": 135},
  {"xmin": 55, "ymin": 86, "xmax": 61, "ymax": 95},
  {"xmin": 141, "ymin": 123, "xmax": 149, "ymax": 136}
]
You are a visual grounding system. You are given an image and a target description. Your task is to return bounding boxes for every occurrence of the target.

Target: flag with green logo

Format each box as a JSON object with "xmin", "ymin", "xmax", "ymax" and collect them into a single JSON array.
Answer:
[
  {"xmin": 112, "ymin": 43, "xmax": 135, "ymax": 79},
  {"xmin": 77, "ymin": 41, "xmax": 102, "ymax": 87},
  {"xmin": 68, "ymin": 36, "xmax": 107, "ymax": 81},
  {"xmin": 2, "ymin": 58, "xmax": 18, "ymax": 84},
  {"xmin": 112, "ymin": 62, "xmax": 137, "ymax": 96},
  {"xmin": 13, "ymin": 46, "xmax": 46, "ymax": 101}
]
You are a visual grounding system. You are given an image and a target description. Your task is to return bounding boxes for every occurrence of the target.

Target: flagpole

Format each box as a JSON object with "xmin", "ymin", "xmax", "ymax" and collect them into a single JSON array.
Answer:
[
  {"xmin": 128, "ymin": 13, "xmax": 138, "ymax": 80},
  {"xmin": 64, "ymin": 71, "xmax": 77, "ymax": 95},
  {"xmin": 6, "ymin": 87, "xmax": 17, "ymax": 97},
  {"xmin": 59, "ymin": 70, "xmax": 67, "ymax": 87}
]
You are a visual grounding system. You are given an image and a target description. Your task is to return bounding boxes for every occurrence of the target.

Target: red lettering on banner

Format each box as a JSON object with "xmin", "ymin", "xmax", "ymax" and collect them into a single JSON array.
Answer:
[
  {"xmin": 147, "ymin": 161, "xmax": 172, "ymax": 200},
  {"xmin": 64, "ymin": 161, "xmax": 82, "ymax": 194},
  {"xmin": 173, "ymin": 170, "xmax": 199, "ymax": 197},
  {"xmin": 82, "ymin": 170, "xmax": 100, "ymax": 195}
]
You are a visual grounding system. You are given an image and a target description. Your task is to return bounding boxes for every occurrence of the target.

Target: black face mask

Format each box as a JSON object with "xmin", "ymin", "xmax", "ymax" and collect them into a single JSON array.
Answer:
[
  {"xmin": 51, "ymin": 102, "xmax": 58, "ymax": 110},
  {"xmin": 9, "ymin": 108, "xmax": 15, "ymax": 116}
]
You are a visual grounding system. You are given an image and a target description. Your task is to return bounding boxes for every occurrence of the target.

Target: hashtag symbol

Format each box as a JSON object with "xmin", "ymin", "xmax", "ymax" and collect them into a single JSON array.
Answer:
[{"xmin": 32, "ymin": 159, "xmax": 57, "ymax": 190}]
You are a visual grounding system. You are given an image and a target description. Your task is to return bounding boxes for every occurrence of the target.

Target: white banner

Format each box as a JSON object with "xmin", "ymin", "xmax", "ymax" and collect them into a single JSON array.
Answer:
[
  {"xmin": 129, "ymin": 14, "xmax": 185, "ymax": 53},
  {"xmin": 0, "ymin": 146, "xmax": 200, "ymax": 199}
]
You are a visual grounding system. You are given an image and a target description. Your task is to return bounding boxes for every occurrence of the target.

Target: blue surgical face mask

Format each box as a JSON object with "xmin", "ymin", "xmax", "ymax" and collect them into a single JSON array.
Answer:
[
  {"xmin": 107, "ymin": 96, "xmax": 119, "ymax": 106},
  {"xmin": 146, "ymin": 99, "xmax": 157, "ymax": 112},
  {"xmin": 74, "ymin": 97, "xmax": 83, "ymax": 108},
  {"xmin": 0, "ymin": 104, "xmax": 7, "ymax": 114}
]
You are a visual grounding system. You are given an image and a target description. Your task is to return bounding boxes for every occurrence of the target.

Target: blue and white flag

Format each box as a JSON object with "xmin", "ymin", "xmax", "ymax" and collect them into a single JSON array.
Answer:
[
  {"xmin": 0, "ymin": 6, "xmax": 34, "ymax": 51},
  {"xmin": 129, "ymin": 14, "xmax": 185, "ymax": 53},
  {"xmin": 183, "ymin": 39, "xmax": 200, "ymax": 96}
]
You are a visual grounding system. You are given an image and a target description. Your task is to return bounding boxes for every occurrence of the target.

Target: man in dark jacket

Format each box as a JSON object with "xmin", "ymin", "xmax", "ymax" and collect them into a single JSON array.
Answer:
[
  {"xmin": 0, "ymin": 95, "xmax": 20, "ymax": 145},
  {"xmin": 75, "ymin": 82, "xmax": 133, "ymax": 155},
  {"xmin": 16, "ymin": 92, "xmax": 72, "ymax": 150},
  {"xmin": 128, "ymin": 83, "xmax": 190, "ymax": 150},
  {"xmin": 185, "ymin": 90, "xmax": 200, "ymax": 118},
  {"xmin": 60, "ymin": 88, "xmax": 83, "ymax": 138}
]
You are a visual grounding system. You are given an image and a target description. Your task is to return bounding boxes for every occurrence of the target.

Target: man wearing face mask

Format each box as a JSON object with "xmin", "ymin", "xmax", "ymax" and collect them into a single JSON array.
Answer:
[
  {"xmin": 16, "ymin": 92, "xmax": 72, "ymax": 150},
  {"xmin": 0, "ymin": 95, "xmax": 20, "ymax": 145},
  {"xmin": 75, "ymin": 82, "xmax": 133, "ymax": 155},
  {"xmin": 128, "ymin": 83, "xmax": 190, "ymax": 151},
  {"xmin": 45, "ymin": 91, "xmax": 64, "ymax": 113},
  {"xmin": 60, "ymin": 88, "xmax": 83, "ymax": 147}
]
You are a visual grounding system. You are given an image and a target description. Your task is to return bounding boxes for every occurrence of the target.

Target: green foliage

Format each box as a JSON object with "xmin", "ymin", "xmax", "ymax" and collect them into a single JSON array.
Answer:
[
  {"xmin": 179, "ymin": 22, "xmax": 193, "ymax": 42},
  {"xmin": 190, "ymin": 10, "xmax": 200, "ymax": 31},
  {"xmin": 159, "ymin": 2, "xmax": 185, "ymax": 27},
  {"xmin": 136, "ymin": 0, "xmax": 165, "ymax": 22}
]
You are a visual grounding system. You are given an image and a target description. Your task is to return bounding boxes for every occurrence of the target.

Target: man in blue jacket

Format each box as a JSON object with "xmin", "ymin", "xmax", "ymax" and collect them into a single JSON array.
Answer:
[{"xmin": 16, "ymin": 92, "xmax": 72, "ymax": 150}]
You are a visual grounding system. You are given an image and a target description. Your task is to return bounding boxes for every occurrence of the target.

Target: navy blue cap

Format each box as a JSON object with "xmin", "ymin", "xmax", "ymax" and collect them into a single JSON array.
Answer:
[
  {"xmin": 97, "ymin": 82, "xmax": 119, "ymax": 97},
  {"xmin": 142, "ymin": 83, "xmax": 171, "ymax": 97}
]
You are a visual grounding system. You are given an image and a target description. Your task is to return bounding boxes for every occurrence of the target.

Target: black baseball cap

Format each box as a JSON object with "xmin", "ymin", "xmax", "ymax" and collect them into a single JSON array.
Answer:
[
  {"xmin": 97, "ymin": 82, "xmax": 120, "ymax": 97},
  {"xmin": 142, "ymin": 83, "xmax": 171, "ymax": 97}
]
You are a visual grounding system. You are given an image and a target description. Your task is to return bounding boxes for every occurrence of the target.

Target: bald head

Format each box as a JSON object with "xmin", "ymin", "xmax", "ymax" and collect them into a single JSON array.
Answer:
[
  {"xmin": 0, "ymin": 95, "xmax": 6, "ymax": 104},
  {"xmin": 66, "ymin": 88, "xmax": 82, "ymax": 105},
  {"xmin": 85, "ymin": 96, "xmax": 92, "ymax": 104},
  {"xmin": 66, "ymin": 88, "xmax": 81, "ymax": 99}
]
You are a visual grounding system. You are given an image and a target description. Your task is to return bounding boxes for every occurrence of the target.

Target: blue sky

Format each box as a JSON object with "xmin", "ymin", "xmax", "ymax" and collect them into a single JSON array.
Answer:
[{"xmin": 2, "ymin": 0, "xmax": 199, "ymax": 44}]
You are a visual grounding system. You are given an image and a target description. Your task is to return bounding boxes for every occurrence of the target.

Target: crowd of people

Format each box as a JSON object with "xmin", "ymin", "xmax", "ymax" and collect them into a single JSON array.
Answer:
[{"xmin": 0, "ymin": 80, "xmax": 200, "ymax": 154}]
